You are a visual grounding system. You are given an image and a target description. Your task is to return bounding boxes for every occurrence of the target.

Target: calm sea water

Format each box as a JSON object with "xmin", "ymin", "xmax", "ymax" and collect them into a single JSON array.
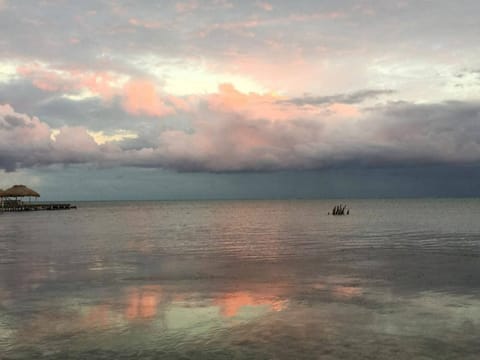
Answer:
[{"xmin": 0, "ymin": 199, "xmax": 479, "ymax": 359}]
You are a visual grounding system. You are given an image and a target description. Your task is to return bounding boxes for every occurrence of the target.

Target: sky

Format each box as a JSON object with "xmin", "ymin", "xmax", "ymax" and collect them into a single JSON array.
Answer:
[{"xmin": 1, "ymin": 0, "xmax": 480, "ymax": 200}]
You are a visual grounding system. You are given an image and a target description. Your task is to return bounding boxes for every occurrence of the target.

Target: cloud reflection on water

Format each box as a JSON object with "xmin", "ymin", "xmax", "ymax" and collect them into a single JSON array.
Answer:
[
  {"xmin": 124, "ymin": 285, "xmax": 162, "ymax": 321},
  {"xmin": 215, "ymin": 291, "xmax": 287, "ymax": 318}
]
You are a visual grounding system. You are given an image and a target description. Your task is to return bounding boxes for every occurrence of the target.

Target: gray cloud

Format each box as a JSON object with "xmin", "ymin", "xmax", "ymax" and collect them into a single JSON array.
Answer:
[
  {"xmin": 0, "ymin": 104, "xmax": 103, "ymax": 171},
  {"xmin": 280, "ymin": 89, "xmax": 395, "ymax": 106},
  {"xmin": 123, "ymin": 100, "xmax": 480, "ymax": 172},
  {"xmin": 0, "ymin": 79, "xmax": 183, "ymax": 132},
  {"xmin": 3, "ymin": 98, "xmax": 480, "ymax": 172},
  {"xmin": 1, "ymin": 1, "xmax": 479, "ymax": 75}
]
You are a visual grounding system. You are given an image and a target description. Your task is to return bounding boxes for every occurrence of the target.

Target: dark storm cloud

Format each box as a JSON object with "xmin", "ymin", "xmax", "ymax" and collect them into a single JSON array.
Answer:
[{"xmin": 112, "ymin": 99, "xmax": 480, "ymax": 172}]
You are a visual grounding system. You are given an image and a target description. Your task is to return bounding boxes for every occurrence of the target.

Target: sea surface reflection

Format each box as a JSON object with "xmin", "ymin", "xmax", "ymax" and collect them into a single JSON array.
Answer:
[{"xmin": 0, "ymin": 199, "xmax": 479, "ymax": 359}]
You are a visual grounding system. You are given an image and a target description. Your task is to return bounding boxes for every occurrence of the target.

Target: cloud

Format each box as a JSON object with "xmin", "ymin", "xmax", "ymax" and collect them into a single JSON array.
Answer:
[
  {"xmin": 87, "ymin": 130, "xmax": 138, "ymax": 145},
  {"xmin": 364, "ymin": 101, "xmax": 480, "ymax": 165},
  {"xmin": 0, "ymin": 80, "xmax": 146, "ymax": 132},
  {"xmin": 0, "ymin": 104, "xmax": 52, "ymax": 171},
  {"xmin": 14, "ymin": 64, "xmax": 185, "ymax": 120},
  {"xmin": 122, "ymin": 79, "xmax": 174, "ymax": 117},
  {"xmin": 281, "ymin": 89, "xmax": 396, "ymax": 106},
  {"xmin": 205, "ymin": 83, "xmax": 325, "ymax": 121},
  {"xmin": 2, "ymin": 85, "xmax": 480, "ymax": 173},
  {"xmin": 0, "ymin": 103, "xmax": 105, "ymax": 171},
  {"xmin": 53, "ymin": 126, "xmax": 99, "ymax": 154},
  {"xmin": 17, "ymin": 63, "xmax": 122, "ymax": 100},
  {"xmin": 457, "ymin": 68, "xmax": 480, "ymax": 81},
  {"xmin": 113, "ymin": 92, "xmax": 480, "ymax": 172}
]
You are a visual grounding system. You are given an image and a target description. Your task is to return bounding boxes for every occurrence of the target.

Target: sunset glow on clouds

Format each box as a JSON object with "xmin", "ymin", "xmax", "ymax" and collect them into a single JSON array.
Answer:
[{"xmin": 1, "ymin": 0, "xmax": 480, "ymax": 197}]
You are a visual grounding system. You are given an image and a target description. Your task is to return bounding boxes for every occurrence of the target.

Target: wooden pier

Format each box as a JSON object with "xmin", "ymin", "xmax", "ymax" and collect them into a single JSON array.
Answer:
[
  {"xmin": 1, "ymin": 185, "xmax": 76, "ymax": 213},
  {"xmin": 1, "ymin": 203, "xmax": 77, "ymax": 212}
]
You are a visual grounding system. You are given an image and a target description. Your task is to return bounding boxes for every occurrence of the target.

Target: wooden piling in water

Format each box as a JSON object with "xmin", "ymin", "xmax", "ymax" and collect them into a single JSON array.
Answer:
[{"xmin": 330, "ymin": 203, "xmax": 349, "ymax": 216}]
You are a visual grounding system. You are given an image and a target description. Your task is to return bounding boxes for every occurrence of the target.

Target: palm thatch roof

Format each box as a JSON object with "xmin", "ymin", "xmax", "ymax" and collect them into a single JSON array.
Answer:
[
  {"xmin": 3, "ymin": 185, "xmax": 40, "ymax": 197},
  {"xmin": 0, "ymin": 188, "xmax": 5, "ymax": 197}
]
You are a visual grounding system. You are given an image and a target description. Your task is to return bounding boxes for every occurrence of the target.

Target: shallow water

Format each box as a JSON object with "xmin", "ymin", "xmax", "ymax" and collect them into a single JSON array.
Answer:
[{"xmin": 1, "ymin": 199, "xmax": 479, "ymax": 359}]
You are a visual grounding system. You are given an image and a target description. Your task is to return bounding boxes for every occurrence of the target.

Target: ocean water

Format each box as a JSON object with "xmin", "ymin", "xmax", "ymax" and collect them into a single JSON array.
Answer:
[{"xmin": 0, "ymin": 199, "xmax": 479, "ymax": 359}]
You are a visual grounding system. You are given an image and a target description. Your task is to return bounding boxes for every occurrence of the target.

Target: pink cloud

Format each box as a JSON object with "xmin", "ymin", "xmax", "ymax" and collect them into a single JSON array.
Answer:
[
  {"xmin": 122, "ymin": 79, "xmax": 174, "ymax": 117},
  {"xmin": 0, "ymin": 91, "xmax": 328, "ymax": 172},
  {"xmin": 3, "ymin": 85, "xmax": 479, "ymax": 174},
  {"xmin": 17, "ymin": 63, "xmax": 120, "ymax": 100},
  {"xmin": 17, "ymin": 63, "xmax": 68, "ymax": 92},
  {"xmin": 147, "ymin": 84, "xmax": 333, "ymax": 171},
  {"xmin": 77, "ymin": 71, "xmax": 118, "ymax": 100},
  {"xmin": 207, "ymin": 83, "xmax": 319, "ymax": 121},
  {"xmin": 17, "ymin": 63, "xmax": 189, "ymax": 117},
  {"xmin": 221, "ymin": 51, "xmax": 368, "ymax": 97},
  {"xmin": 110, "ymin": 84, "xmax": 376, "ymax": 171}
]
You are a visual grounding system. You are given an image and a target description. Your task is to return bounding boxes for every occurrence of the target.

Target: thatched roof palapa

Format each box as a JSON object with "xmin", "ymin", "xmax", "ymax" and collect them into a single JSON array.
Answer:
[{"xmin": 3, "ymin": 185, "xmax": 40, "ymax": 198}]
